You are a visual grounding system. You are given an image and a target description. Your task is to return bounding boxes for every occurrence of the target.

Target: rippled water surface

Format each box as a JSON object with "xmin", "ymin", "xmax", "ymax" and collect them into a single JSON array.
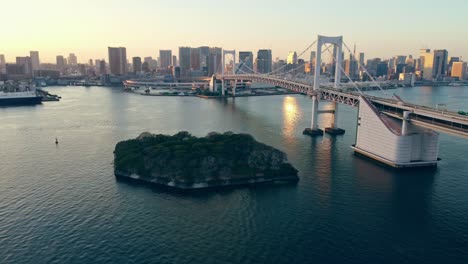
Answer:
[{"xmin": 1, "ymin": 86, "xmax": 467, "ymax": 264}]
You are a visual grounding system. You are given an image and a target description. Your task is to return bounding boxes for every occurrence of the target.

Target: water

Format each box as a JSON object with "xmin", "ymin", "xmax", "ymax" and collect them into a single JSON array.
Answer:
[{"xmin": 0, "ymin": 86, "xmax": 467, "ymax": 264}]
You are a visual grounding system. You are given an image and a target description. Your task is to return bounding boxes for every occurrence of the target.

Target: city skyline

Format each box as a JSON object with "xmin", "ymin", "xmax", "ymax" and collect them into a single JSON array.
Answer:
[{"xmin": 2, "ymin": 0, "xmax": 468, "ymax": 62}]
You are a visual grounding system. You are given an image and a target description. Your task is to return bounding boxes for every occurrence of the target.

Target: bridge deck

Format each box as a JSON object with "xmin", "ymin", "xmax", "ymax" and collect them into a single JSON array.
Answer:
[{"xmin": 218, "ymin": 74, "xmax": 468, "ymax": 137}]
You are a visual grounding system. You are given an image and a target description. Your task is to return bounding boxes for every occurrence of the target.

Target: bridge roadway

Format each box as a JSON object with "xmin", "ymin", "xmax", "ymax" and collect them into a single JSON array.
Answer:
[{"xmin": 218, "ymin": 74, "xmax": 468, "ymax": 138}]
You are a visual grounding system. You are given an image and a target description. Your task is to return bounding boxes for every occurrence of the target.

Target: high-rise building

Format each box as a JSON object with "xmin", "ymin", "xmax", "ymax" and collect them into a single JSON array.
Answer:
[
  {"xmin": 239, "ymin": 51, "xmax": 254, "ymax": 73},
  {"xmin": 0, "ymin": 54, "xmax": 5, "ymax": 73},
  {"xmin": 56, "ymin": 55, "xmax": 66, "ymax": 71},
  {"xmin": 345, "ymin": 59, "xmax": 358, "ymax": 79},
  {"xmin": 420, "ymin": 49, "xmax": 434, "ymax": 80},
  {"xmin": 159, "ymin": 50, "xmax": 172, "ymax": 69},
  {"xmin": 199, "ymin": 46, "xmax": 210, "ymax": 69},
  {"xmin": 16, "ymin": 56, "xmax": 33, "ymax": 77},
  {"xmin": 172, "ymin": 55, "xmax": 177, "ymax": 66},
  {"xmin": 190, "ymin": 48, "xmax": 200, "ymax": 70},
  {"xmin": 256, "ymin": 49, "xmax": 272, "ymax": 74},
  {"xmin": 30, "ymin": 51, "xmax": 40, "ymax": 72},
  {"xmin": 432, "ymin": 50, "xmax": 448, "ymax": 80},
  {"xmin": 179, "ymin": 47, "xmax": 191, "ymax": 78},
  {"xmin": 287, "ymin": 51, "xmax": 298, "ymax": 64},
  {"xmin": 99, "ymin": 60, "xmax": 107, "ymax": 75},
  {"xmin": 376, "ymin": 62, "xmax": 388, "ymax": 77},
  {"xmin": 108, "ymin": 47, "xmax": 127, "ymax": 75},
  {"xmin": 68, "ymin": 53, "xmax": 78, "ymax": 66},
  {"xmin": 451, "ymin": 62, "xmax": 467, "ymax": 80},
  {"xmin": 358, "ymin": 53, "xmax": 365, "ymax": 66},
  {"xmin": 132, "ymin": 57, "xmax": 142, "ymax": 73},
  {"xmin": 208, "ymin": 47, "xmax": 222, "ymax": 76},
  {"xmin": 396, "ymin": 55, "xmax": 407, "ymax": 65}
]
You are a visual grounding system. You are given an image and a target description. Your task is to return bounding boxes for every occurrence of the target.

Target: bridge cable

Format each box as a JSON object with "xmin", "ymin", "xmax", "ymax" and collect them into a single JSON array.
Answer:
[
  {"xmin": 263, "ymin": 39, "xmax": 318, "ymax": 76},
  {"xmin": 342, "ymin": 41, "xmax": 389, "ymax": 97},
  {"xmin": 325, "ymin": 45, "xmax": 364, "ymax": 94}
]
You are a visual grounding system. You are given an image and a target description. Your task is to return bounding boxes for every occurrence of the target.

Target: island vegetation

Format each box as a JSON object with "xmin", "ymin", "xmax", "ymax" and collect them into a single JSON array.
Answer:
[{"xmin": 114, "ymin": 131, "xmax": 298, "ymax": 189}]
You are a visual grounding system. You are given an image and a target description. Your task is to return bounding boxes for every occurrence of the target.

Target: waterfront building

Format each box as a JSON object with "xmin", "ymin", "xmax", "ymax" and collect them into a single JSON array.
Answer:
[
  {"xmin": 0, "ymin": 54, "xmax": 5, "ymax": 73},
  {"xmin": 30, "ymin": 51, "xmax": 40, "ymax": 72},
  {"xmin": 108, "ymin": 47, "xmax": 127, "ymax": 75},
  {"xmin": 159, "ymin": 50, "xmax": 172, "ymax": 69},
  {"xmin": 190, "ymin": 48, "xmax": 201, "ymax": 71},
  {"xmin": 68, "ymin": 53, "xmax": 78, "ymax": 66},
  {"xmin": 16, "ymin": 56, "xmax": 33, "ymax": 77},
  {"xmin": 99, "ymin": 60, "xmax": 107, "ymax": 75},
  {"xmin": 432, "ymin": 50, "xmax": 448, "ymax": 80},
  {"xmin": 132, "ymin": 57, "xmax": 142, "ymax": 73},
  {"xmin": 199, "ymin": 46, "xmax": 210, "ymax": 70},
  {"xmin": 256, "ymin": 49, "xmax": 272, "ymax": 74},
  {"xmin": 420, "ymin": 49, "xmax": 434, "ymax": 80},
  {"xmin": 451, "ymin": 62, "xmax": 467, "ymax": 80},
  {"xmin": 179, "ymin": 47, "xmax": 191, "ymax": 78}
]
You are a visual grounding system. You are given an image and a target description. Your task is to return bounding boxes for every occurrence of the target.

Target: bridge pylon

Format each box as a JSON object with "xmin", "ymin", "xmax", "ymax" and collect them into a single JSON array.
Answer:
[
  {"xmin": 305, "ymin": 35, "xmax": 345, "ymax": 136},
  {"xmin": 221, "ymin": 50, "xmax": 236, "ymax": 96}
]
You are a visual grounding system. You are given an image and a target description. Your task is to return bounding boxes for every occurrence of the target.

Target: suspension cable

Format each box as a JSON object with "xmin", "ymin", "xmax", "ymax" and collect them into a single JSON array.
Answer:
[
  {"xmin": 342, "ymin": 41, "xmax": 389, "ymax": 97},
  {"xmin": 325, "ymin": 45, "xmax": 363, "ymax": 94}
]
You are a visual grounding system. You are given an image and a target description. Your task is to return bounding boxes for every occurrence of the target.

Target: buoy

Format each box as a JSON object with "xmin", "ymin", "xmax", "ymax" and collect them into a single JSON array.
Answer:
[{"xmin": 55, "ymin": 137, "xmax": 59, "ymax": 144}]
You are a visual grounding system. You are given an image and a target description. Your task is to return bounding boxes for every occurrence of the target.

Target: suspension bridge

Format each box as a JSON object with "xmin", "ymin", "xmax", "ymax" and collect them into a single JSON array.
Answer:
[{"xmin": 210, "ymin": 35, "xmax": 468, "ymax": 168}]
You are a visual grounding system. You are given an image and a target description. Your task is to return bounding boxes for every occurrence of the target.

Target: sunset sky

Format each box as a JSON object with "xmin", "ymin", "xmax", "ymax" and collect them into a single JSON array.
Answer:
[{"xmin": 2, "ymin": 0, "xmax": 468, "ymax": 63}]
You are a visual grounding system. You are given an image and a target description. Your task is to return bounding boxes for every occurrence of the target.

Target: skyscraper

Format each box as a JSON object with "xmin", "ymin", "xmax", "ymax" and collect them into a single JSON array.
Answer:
[
  {"xmin": 132, "ymin": 57, "xmax": 142, "ymax": 73},
  {"xmin": 99, "ymin": 60, "xmax": 107, "ymax": 75},
  {"xmin": 0, "ymin": 54, "xmax": 5, "ymax": 73},
  {"xmin": 198, "ymin": 46, "xmax": 210, "ymax": 69},
  {"xmin": 108, "ymin": 47, "xmax": 127, "ymax": 75},
  {"xmin": 56, "ymin": 55, "xmax": 65, "ymax": 71},
  {"xmin": 190, "ymin": 48, "xmax": 201, "ymax": 71},
  {"xmin": 256, "ymin": 49, "xmax": 272, "ymax": 74},
  {"xmin": 239, "ymin": 51, "xmax": 254, "ymax": 73},
  {"xmin": 68, "ymin": 53, "xmax": 78, "ymax": 66},
  {"xmin": 30, "ymin": 51, "xmax": 40, "ymax": 72},
  {"xmin": 358, "ymin": 53, "xmax": 365, "ymax": 66},
  {"xmin": 172, "ymin": 55, "xmax": 177, "ymax": 66},
  {"xmin": 16, "ymin": 56, "xmax": 33, "ymax": 77},
  {"xmin": 179, "ymin": 47, "xmax": 191, "ymax": 78},
  {"xmin": 208, "ymin": 47, "xmax": 222, "ymax": 76},
  {"xmin": 451, "ymin": 62, "xmax": 467, "ymax": 80},
  {"xmin": 420, "ymin": 49, "xmax": 434, "ymax": 80},
  {"xmin": 159, "ymin": 50, "xmax": 172, "ymax": 69},
  {"xmin": 432, "ymin": 50, "xmax": 448, "ymax": 80},
  {"xmin": 287, "ymin": 51, "xmax": 298, "ymax": 64}
]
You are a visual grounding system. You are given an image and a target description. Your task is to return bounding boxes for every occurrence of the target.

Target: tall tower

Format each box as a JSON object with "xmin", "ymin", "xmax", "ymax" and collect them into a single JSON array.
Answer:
[{"xmin": 108, "ymin": 47, "xmax": 127, "ymax": 75}]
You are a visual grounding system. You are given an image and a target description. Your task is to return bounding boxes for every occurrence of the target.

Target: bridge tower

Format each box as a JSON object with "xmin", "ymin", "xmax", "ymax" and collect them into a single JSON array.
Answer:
[
  {"xmin": 221, "ymin": 50, "xmax": 236, "ymax": 96},
  {"xmin": 305, "ymin": 35, "xmax": 345, "ymax": 136}
]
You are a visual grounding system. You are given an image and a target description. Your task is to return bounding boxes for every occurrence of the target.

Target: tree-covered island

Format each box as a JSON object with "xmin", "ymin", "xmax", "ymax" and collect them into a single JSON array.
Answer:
[{"xmin": 114, "ymin": 131, "xmax": 299, "ymax": 189}]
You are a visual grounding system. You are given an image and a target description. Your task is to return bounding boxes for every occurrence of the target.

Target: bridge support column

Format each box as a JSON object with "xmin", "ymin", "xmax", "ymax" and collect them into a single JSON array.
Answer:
[
  {"xmin": 233, "ymin": 80, "xmax": 237, "ymax": 97},
  {"xmin": 303, "ymin": 95, "xmax": 323, "ymax": 136},
  {"xmin": 352, "ymin": 96, "xmax": 439, "ymax": 168},
  {"xmin": 325, "ymin": 102, "xmax": 346, "ymax": 135},
  {"xmin": 221, "ymin": 80, "xmax": 225, "ymax": 96}
]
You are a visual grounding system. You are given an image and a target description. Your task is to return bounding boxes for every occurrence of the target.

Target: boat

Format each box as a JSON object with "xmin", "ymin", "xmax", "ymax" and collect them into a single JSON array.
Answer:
[
  {"xmin": 458, "ymin": 111, "xmax": 467, "ymax": 116},
  {"xmin": 0, "ymin": 89, "xmax": 43, "ymax": 106}
]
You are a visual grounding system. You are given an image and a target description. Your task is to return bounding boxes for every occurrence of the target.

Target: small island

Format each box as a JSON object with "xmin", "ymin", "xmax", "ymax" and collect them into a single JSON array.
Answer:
[{"xmin": 114, "ymin": 131, "xmax": 299, "ymax": 190}]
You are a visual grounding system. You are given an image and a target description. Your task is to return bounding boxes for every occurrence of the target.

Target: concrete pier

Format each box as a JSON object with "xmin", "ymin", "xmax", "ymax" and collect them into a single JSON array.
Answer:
[{"xmin": 352, "ymin": 97, "xmax": 439, "ymax": 168}]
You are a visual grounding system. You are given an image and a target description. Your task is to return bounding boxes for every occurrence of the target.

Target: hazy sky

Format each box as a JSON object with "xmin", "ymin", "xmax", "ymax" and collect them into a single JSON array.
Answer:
[{"xmin": 2, "ymin": 0, "xmax": 468, "ymax": 63}]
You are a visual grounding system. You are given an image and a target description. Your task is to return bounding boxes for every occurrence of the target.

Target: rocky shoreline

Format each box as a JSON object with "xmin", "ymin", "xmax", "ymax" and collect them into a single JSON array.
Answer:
[{"xmin": 115, "ymin": 170, "xmax": 298, "ymax": 190}]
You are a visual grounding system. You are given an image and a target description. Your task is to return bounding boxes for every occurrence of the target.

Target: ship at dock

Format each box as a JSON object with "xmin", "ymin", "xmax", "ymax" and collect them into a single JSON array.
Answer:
[{"xmin": 0, "ymin": 81, "xmax": 43, "ymax": 106}]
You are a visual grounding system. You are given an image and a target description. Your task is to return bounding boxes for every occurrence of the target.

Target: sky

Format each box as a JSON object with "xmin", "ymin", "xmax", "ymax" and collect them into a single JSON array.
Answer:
[{"xmin": 1, "ymin": 0, "xmax": 468, "ymax": 63}]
